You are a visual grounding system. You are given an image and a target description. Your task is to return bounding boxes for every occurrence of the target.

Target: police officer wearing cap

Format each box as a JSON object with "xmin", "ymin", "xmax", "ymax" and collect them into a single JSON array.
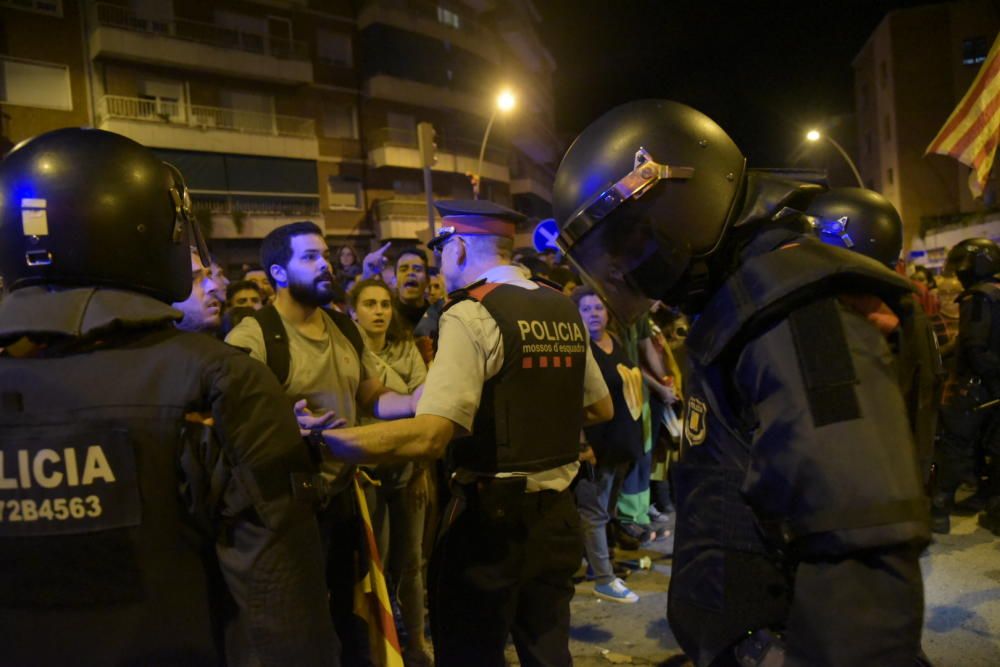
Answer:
[
  {"xmin": 0, "ymin": 128, "xmax": 337, "ymax": 666},
  {"xmin": 316, "ymin": 199, "xmax": 613, "ymax": 667},
  {"xmin": 934, "ymin": 238, "xmax": 1000, "ymax": 535},
  {"xmin": 553, "ymin": 100, "xmax": 929, "ymax": 667}
]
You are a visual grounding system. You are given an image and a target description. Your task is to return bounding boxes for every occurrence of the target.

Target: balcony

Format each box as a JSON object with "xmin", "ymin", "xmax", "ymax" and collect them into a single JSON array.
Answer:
[
  {"xmin": 88, "ymin": 2, "xmax": 313, "ymax": 84},
  {"xmin": 372, "ymin": 197, "xmax": 441, "ymax": 239},
  {"xmin": 358, "ymin": 0, "xmax": 499, "ymax": 64},
  {"xmin": 367, "ymin": 127, "xmax": 509, "ymax": 184},
  {"xmin": 364, "ymin": 75, "xmax": 489, "ymax": 119},
  {"xmin": 193, "ymin": 193, "xmax": 323, "ymax": 239},
  {"xmin": 96, "ymin": 95, "xmax": 319, "ymax": 159},
  {"xmin": 510, "ymin": 158, "xmax": 554, "ymax": 203}
]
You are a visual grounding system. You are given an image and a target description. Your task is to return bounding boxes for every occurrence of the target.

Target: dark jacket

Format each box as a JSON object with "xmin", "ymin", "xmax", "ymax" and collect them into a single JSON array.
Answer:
[
  {"xmin": 0, "ymin": 287, "xmax": 338, "ymax": 667},
  {"xmin": 668, "ymin": 232, "xmax": 929, "ymax": 667}
]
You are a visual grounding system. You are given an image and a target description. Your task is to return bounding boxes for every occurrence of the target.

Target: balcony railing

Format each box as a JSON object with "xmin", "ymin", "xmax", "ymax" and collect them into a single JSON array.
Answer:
[
  {"xmin": 368, "ymin": 126, "xmax": 509, "ymax": 164},
  {"xmin": 373, "ymin": 197, "xmax": 437, "ymax": 221},
  {"xmin": 93, "ymin": 2, "xmax": 309, "ymax": 61},
  {"xmin": 98, "ymin": 95, "xmax": 315, "ymax": 138},
  {"xmin": 193, "ymin": 195, "xmax": 321, "ymax": 217}
]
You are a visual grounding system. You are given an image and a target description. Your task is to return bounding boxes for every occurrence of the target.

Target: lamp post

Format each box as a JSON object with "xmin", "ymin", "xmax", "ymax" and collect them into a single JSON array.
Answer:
[
  {"xmin": 806, "ymin": 129, "xmax": 864, "ymax": 188},
  {"xmin": 474, "ymin": 89, "xmax": 516, "ymax": 199}
]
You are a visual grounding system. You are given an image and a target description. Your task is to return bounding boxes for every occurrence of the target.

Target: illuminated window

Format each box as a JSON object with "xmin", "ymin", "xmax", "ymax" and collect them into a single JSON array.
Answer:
[{"xmin": 437, "ymin": 6, "xmax": 460, "ymax": 29}]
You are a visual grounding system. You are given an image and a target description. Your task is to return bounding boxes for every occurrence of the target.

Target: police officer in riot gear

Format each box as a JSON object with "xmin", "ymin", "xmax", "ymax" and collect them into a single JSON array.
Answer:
[
  {"xmin": 0, "ymin": 128, "xmax": 337, "ymax": 666},
  {"xmin": 806, "ymin": 187, "xmax": 944, "ymax": 486},
  {"xmin": 933, "ymin": 238, "xmax": 1000, "ymax": 535},
  {"xmin": 553, "ymin": 100, "xmax": 929, "ymax": 666}
]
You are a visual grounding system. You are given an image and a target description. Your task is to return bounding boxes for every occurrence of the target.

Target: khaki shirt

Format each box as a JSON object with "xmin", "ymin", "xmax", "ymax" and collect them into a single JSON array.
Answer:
[{"xmin": 416, "ymin": 264, "xmax": 610, "ymax": 491}]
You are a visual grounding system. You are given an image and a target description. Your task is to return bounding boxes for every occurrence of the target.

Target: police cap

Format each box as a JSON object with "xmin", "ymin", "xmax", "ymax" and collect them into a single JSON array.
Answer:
[{"xmin": 428, "ymin": 200, "xmax": 525, "ymax": 250}]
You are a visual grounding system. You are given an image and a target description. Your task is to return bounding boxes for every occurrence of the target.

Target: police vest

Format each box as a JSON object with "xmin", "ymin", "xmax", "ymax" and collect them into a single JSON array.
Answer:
[
  {"xmin": 446, "ymin": 281, "xmax": 587, "ymax": 474},
  {"xmin": 0, "ymin": 326, "xmax": 315, "ymax": 666},
  {"xmin": 668, "ymin": 237, "xmax": 925, "ymax": 665},
  {"xmin": 956, "ymin": 282, "xmax": 1000, "ymax": 384}
]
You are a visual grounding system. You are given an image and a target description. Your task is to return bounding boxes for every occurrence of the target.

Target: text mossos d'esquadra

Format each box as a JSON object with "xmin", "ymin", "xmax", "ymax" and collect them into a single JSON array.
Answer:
[{"xmin": 517, "ymin": 319, "xmax": 587, "ymax": 354}]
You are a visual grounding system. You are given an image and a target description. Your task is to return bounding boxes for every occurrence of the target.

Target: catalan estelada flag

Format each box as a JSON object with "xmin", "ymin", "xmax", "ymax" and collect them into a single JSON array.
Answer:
[
  {"xmin": 927, "ymin": 33, "xmax": 1000, "ymax": 197},
  {"xmin": 352, "ymin": 473, "xmax": 404, "ymax": 667}
]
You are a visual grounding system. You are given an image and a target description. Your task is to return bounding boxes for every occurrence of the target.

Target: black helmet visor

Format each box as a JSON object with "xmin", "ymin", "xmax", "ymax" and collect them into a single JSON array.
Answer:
[{"xmin": 557, "ymin": 148, "xmax": 694, "ymax": 324}]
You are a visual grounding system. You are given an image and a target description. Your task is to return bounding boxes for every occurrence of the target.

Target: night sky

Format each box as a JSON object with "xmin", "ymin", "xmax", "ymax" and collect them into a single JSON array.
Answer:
[{"xmin": 537, "ymin": 0, "xmax": 930, "ymax": 169}]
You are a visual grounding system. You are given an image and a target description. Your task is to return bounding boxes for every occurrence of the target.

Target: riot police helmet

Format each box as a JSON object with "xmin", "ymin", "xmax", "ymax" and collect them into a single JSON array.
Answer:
[
  {"xmin": 805, "ymin": 187, "xmax": 903, "ymax": 267},
  {"xmin": 0, "ymin": 127, "xmax": 209, "ymax": 303},
  {"xmin": 945, "ymin": 237, "xmax": 1000, "ymax": 289},
  {"xmin": 553, "ymin": 100, "xmax": 746, "ymax": 322}
]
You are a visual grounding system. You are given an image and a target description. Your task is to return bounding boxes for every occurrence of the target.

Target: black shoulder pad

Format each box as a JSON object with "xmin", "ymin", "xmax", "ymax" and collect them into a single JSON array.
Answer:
[
  {"xmin": 252, "ymin": 305, "xmax": 290, "ymax": 385},
  {"xmin": 788, "ymin": 297, "xmax": 861, "ymax": 427}
]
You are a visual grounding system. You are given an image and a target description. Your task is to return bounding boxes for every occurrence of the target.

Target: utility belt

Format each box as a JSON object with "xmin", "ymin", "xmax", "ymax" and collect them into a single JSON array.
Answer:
[{"xmin": 452, "ymin": 475, "xmax": 563, "ymax": 523}]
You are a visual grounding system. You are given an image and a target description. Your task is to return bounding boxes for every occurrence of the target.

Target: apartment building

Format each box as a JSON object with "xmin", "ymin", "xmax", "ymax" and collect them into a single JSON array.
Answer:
[
  {"xmin": 0, "ymin": 0, "xmax": 559, "ymax": 268},
  {"xmin": 854, "ymin": 0, "xmax": 1000, "ymax": 258},
  {"xmin": 356, "ymin": 0, "xmax": 559, "ymax": 244}
]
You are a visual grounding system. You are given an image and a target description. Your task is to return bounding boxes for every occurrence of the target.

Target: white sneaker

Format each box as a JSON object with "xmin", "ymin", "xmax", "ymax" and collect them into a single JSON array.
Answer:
[{"xmin": 594, "ymin": 577, "xmax": 639, "ymax": 603}]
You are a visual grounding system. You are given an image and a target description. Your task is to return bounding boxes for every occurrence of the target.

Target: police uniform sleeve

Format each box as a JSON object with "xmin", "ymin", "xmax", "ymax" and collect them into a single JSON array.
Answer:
[
  {"xmin": 415, "ymin": 301, "xmax": 495, "ymax": 432},
  {"xmin": 959, "ymin": 292, "xmax": 1000, "ymax": 384},
  {"xmin": 734, "ymin": 297, "xmax": 927, "ymax": 665},
  {"xmin": 206, "ymin": 349, "xmax": 337, "ymax": 665}
]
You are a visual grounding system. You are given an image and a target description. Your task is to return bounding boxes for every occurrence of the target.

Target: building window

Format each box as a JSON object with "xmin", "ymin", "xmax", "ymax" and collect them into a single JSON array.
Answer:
[
  {"xmin": 883, "ymin": 114, "xmax": 892, "ymax": 141},
  {"xmin": 0, "ymin": 56, "xmax": 71, "ymax": 109},
  {"xmin": 887, "ymin": 168, "xmax": 894, "ymax": 186},
  {"xmin": 963, "ymin": 37, "xmax": 990, "ymax": 65},
  {"xmin": 436, "ymin": 6, "xmax": 460, "ymax": 29},
  {"xmin": 328, "ymin": 177, "xmax": 362, "ymax": 209},
  {"xmin": 317, "ymin": 29, "xmax": 352, "ymax": 67},
  {"xmin": 0, "ymin": 0, "xmax": 62, "ymax": 16},
  {"xmin": 393, "ymin": 179, "xmax": 422, "ymax": 196},
  {"xmin": 322, "ymin": 105, "xmax": 357, "ymax": 139}
]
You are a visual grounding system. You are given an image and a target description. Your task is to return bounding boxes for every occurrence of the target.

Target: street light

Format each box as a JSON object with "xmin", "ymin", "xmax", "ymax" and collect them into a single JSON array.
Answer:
[
  {"xmin": 805, "ymin": 129, "xmax": 864, "ymax": 187},
  {"xmin": 474, "ymin": 89, "xmax": 516, "ymax": 199}
]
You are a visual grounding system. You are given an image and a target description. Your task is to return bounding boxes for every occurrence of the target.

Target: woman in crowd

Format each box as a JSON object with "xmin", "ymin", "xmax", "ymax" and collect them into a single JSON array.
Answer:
[
  {"xmin": 338, "ymin": 245, "xmax": 363, "ymax": 283},
  {"xmin": 572, "ymin": 286, "xmax": 645, "ymax": 603},
  {"xmin": 349, "ymin": 278, "xmax": 431, "ymax": 666}
]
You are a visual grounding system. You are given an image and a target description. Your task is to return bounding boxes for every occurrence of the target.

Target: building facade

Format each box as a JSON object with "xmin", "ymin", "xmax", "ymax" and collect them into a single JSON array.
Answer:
[
  {"xmin": 854, "ymin": 0, "xmax": 1000, "ymax": 261},
  {"xmin": 0, "ymin": 0, "xmax": 559, "ymax": 269}
]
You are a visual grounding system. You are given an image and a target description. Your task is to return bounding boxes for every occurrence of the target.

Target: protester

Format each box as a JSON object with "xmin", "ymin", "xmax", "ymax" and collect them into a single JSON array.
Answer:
[
  {"xmin": 338, "ymin": 245, "xmax": 363, "ymax": 283},
  {"xmin": 572, "ymin": 286, "xmax": 644, "ymax": 603},
  {"xmin": 173, "ymin": 247, "xmax": 224, "ymax": 334},
  {"xmin": 226, "ymin": 221, "xmax": 420, "ymax": 666},
  {"xmin": 349, "ymin": 278, "xmax": 431, "ymax": 666},
  {"xmin": 226, "ymin": 279, "xmax": 264, "ymax": 310},
  {"xmin": 243, "ymin": 264, "xmax": 275, "ymax": 305},
  {"xmin": 394, "ymin": 248, "xmax": 431, "ymax": 330}
]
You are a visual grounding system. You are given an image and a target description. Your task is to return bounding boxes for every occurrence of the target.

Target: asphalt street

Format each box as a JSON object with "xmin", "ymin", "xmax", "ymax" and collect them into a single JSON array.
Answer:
[{"xmin": 503, "ymin": 512, "xmax": 1000, "ymax": 666}]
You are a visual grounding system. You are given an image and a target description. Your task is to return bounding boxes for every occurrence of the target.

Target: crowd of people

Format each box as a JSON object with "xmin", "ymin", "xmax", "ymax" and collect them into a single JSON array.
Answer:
[{"xmin": 1, "ymin": 101, "xmax": 999, "ymax": 667}]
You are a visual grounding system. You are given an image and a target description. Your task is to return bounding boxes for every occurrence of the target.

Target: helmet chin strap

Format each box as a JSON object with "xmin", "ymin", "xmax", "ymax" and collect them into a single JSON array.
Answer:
[{"xmin": 163, "ymin": 161, "xmax": 211, "ymax": 268}]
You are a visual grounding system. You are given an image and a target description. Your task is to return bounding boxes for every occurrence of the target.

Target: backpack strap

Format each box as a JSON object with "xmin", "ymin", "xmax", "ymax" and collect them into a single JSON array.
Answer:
[
  {"xmin": 252, "ymin": 304, "xmax": 291, "ymax": 385},
  {"xmin": 322, "ymin": 307, "xmax": 365, "ymax": 362}
]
